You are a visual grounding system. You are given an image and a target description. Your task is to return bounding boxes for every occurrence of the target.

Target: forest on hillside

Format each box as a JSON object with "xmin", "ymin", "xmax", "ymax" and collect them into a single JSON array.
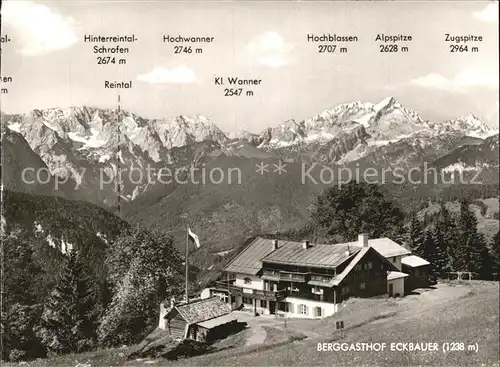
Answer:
[{"xmin": 1, "ymin": 184, "xmax": 499, "ymax": 362}]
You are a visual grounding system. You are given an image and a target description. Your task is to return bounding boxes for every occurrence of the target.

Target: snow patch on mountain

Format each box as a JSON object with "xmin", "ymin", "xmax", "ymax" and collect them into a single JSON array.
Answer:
[
  {"xmin": 443, "ymin": 161, "xmax": 492, "ymax": 173},
  {"xmin": 258, "ymin": 97, "xmax": 431, "ymax": 150},
  {"xmin": 440, "ymin": 113, "xmax": 495, "ymax": 138},
  {"xmin": 7, "ymin": 122, "xmax": 21, "ymax": 133},
  {"xmin": 99, "ymin": 154, "xmax": 111, "ymax": 163}
]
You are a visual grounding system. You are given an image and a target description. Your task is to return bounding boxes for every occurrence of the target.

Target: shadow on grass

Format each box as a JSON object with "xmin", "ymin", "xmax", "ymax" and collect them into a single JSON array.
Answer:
[{"xmin": 407, "ymin": 291, "xmax": 421, "ymax": 296}]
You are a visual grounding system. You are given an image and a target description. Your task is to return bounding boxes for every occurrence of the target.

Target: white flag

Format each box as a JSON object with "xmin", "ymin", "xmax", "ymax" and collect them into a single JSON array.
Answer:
[{"xmin": 188, "ymin": 227, "xmax": 201, "ymax": 249}]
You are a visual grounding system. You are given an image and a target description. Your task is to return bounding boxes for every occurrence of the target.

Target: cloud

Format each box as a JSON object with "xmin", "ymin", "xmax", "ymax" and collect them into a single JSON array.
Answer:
[
  {"xmin": 409, "ymin": 69, "xmax": 499, "ymax": 91},
  {"xmin": 473, "ymin": 3, "xmax": 498, "ymax": 23},
  {"xmin": 246, "ymin": 31, "xmax": 294, "ymax": 68},
  {"xmin": 136, "ymin": 66, "xmax": 197, "ymax": 84},
  {"xmin": 3, "ymin": 1, "xmax": 79, "ymax": 56}
]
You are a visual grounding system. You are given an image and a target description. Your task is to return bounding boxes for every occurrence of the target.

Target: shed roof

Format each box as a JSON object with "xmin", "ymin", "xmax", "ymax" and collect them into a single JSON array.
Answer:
[
  {"xmin": 262, "ymin": 241, "xmax": 360, "ymax": 269},
  {"xmin": 387, "ymin": 271, "xmax": 410, "ymax": 281},
  {"xmin": 197, "ymin": 313, "xmax": 236, "ymax": 329},
  {"xmin": 172, "ymin": 297, "xmax": 231, "ymax": 324},
  {"xmin": 401, "ymin": 255, "xmax": 430, "ymax": 268}
]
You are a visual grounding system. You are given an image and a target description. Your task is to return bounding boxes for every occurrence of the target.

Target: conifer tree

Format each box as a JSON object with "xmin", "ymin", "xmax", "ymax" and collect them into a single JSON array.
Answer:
[
  {"xmin": 491, "ymin": 231, "xmax": 499, "ymax": 280},
  {"xmin": 454, "ymin": 199, "xmax": 493, "ymax": 279},
  {"xmin": 432, "ymin": 224, "xmax": 449, "ymax": 277},
  {"xmin": 407, "ymin": 211, "xmax": 424, "ymax": 256},
  {"xmin": 475, "ymin": 232, "xmax": 495, "ymax": 280},
  {"xmin": 432, "ymin": 203, "xmax": 452, "ymax": 276},
  {"xmin": 37, "ymin": 250, "xmax": 98, "ymax": 355},
  {"xmin": 421, "ymin": 230, "xmax": 438, "ymax": 278}
]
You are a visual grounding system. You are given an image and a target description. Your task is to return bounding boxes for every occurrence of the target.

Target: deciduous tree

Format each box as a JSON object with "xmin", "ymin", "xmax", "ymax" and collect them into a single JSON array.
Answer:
[{"xmin": 311, "ymin": 182, "xmax": 403, "ymax": 242}]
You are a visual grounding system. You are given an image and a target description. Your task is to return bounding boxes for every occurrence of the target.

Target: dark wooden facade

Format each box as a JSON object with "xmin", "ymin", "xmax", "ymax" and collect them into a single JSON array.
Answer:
[
  {"xmin": 166, "ymin": 309, "xmax": 187, "ymax": 340},
  {"xmin": 256, "ymin": 247, "xmax": 391, "ymax": 305},
  {"xmin": 402, "ymin": 264, "xmax": 430, "ymax": 293},
  {"xmin": 165, "ymin": 297, "xmax": 235, "ymax": 342},
  {"xmin": 334, "ymin": 248, "xmax": 391, "ymax": 302}
]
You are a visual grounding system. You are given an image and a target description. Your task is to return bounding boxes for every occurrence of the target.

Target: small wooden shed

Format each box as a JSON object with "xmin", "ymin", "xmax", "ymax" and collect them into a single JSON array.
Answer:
[
  {"xmin": 164, "ymin": 297, "xmax": 237, "ymax": 343},
  {"xmin": 402, "ymin": 255, "xmax": 431, "ymax": 293}
]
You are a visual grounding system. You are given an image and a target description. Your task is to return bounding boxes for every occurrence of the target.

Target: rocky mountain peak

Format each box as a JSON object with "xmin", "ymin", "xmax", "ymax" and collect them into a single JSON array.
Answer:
[{"xmin": 441, "ymin": 113, "xmax": 493, "ymax": 138}]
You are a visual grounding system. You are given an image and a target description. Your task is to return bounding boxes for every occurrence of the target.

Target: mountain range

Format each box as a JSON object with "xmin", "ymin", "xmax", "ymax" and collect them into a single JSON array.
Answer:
[
  {"xmin": 2, "ymin": 97, "xmax": 499, "ymax": 269},
  {"xmin": 2, "ymin": 97, "xmax": 498, "ymax": 209}
]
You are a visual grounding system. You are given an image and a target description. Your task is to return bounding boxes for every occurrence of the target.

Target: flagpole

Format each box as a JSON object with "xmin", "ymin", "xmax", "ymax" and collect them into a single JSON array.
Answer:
[{"xmin": 185, "ymin": 223, "xmax": 189, "ymax": 304}]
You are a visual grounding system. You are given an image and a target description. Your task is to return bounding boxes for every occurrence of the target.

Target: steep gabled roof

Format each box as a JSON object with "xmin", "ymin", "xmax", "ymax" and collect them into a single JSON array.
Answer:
[
  {"xmin": 330, "ymin": 246, "xmax": 399, "ymax": 286},
  {"xmin": 172, "ymin": 297, "xmax": 231, "ymax": 324},
  {"xmin": 262, "ymin": 241, "xmax": 360, "ymax": 269}
]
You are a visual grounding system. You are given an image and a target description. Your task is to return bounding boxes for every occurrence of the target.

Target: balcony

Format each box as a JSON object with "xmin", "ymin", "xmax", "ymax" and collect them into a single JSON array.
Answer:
[
  {"xmin": 287, "ymin": 291, "xmax": 334, "ymax": 303},
  {"xmin": 309, "ymin": 274, "xmax": 334, "ymax": 283},
  {"xmin": 262, "ymin": 269, "xmax": 309, "ymax": 283},
  {"xmin": 214, "ymin": 280, "xmax": 288, "ymax": 301}
]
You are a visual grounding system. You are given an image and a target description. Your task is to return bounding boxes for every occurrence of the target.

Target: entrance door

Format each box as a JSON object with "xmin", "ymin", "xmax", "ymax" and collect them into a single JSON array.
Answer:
[
  {"xmin": 388, "ymin": 283, "xmax": 394, "ymax": 297},
  {"xmin": 269, "ymin": 301, "xmax": 276, "ymax": 314}
]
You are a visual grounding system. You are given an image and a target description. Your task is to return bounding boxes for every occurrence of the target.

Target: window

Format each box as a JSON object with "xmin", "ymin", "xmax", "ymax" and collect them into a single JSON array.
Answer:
[
  {"xmin": 355, "ymin": 264, "xmax": 362, "ymax": 271},
  {"xmin": 260, "ymin": 300, "xmax": 267, "ymax": 308},
  {"xmin": 298, "ymin": 304, "xmax": 308, "ymax": 315},
  {"xmin": 392, "ymin": 257, "xmax": 396, "ymax": 263},
  {"xmin": 286, "ymin": 302, "xmax": 294, "ymax": 313},
  {"xmin": 367, "ymin": 261, "xmax": 373, "ymax": 270},
  {"xmin": 243, "ymin": 277, "xmax": 252, "ymax": 285},
  {"xmin": 315, "ymin": 307, "xmax": 322, "ymax": 317},
  {"xmin": 359, "ymin": 282, "xmax": 366, "ymax": 290},
  {"xmin": 242, "ymin": 297, "xmax": 252, "ymax": 305},
  {"xmin": 342, "ymin": 285, "xmax": 350, "ymax": 294},
  {"xmin": 312, "ymin": 286, "xmax": 321, "ymax": 294}
]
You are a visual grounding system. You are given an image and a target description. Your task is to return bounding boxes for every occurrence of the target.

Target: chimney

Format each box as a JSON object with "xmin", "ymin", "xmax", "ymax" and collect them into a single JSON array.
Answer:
[
  {"xmin": 345, "ymin": 244, "xmax": 351, "ymax": 257},
  {"xmin": 158, "ymin": 302, "xmax": 168, "ymax": 329},
  {"xmin": 273, "ymin": 239, "xmax": 279, "ymax": 250},
  {"xmin": 358, "ymin": 233, "xmax": 369, "ymax": 248},
  {"xmin": 302, "ymin": 240, "xmax": 310, "ymax": 249}
]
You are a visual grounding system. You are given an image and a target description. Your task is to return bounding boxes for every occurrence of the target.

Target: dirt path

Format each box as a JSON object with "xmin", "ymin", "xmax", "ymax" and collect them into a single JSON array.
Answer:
[{"xmin": 245, "ymin": 323, "xmax": 267, "ymax": 347}]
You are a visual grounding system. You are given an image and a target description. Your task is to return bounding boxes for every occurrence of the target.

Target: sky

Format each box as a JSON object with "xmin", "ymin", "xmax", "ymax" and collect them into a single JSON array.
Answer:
[{"xmin": 1, "ymin": 0, "xmax": 498, "ymax": 134}]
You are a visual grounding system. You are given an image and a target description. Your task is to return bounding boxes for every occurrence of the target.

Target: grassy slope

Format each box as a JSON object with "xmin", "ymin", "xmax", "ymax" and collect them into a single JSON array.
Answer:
[
  {"xmin": 14, "ymin": 281, "xmax": 498, "ymax": 367},
  {"xmin": 202, "ymin": 282, "xmax": 500, "ymax": 367}
]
